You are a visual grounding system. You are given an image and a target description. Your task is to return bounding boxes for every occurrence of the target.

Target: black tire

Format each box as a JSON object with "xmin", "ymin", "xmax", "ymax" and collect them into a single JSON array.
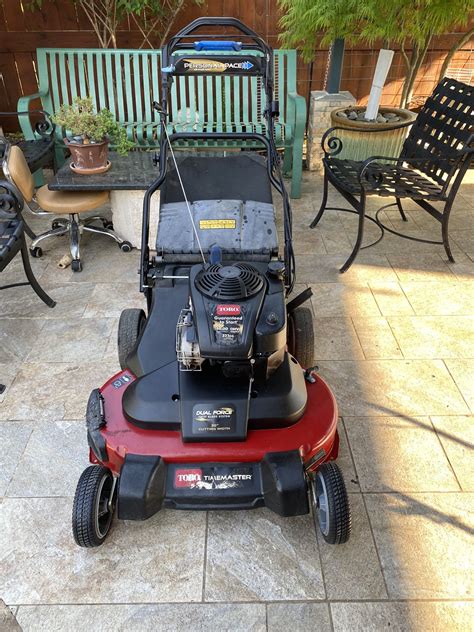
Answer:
[
  {"xmin": 30, "ymin": 247, "xmax": 43, "ymax": 258},
  {"xmin": 119, "ymin": 241, "xmax": 133, "ymax": 253},
  {"xmin": 288, "ymin": 306, "xmax": 314, "ymax": 368},
  {"xmin": 310, "ymin": 462, "xmax": 351, "ymax": 544},
  {"xmin": 102, "ymin": 220, "xmax": 114, "ymax": 230},
  {"xmin": 72, "ymin": 465, "xmax": 116, "ymax": 548},
  {"xmin": 71, "ymin": 259, "xmax": 82, "ymax": 272},
  {"xmin": 118, "ymin": 308, "xmax": 146, "ymax": 370}
]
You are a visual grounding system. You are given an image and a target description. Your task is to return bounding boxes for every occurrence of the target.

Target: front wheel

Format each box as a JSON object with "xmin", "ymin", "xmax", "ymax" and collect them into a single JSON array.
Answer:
[
  {"xmin": 72, "ymin": 465, "xmax": 116, "ymax": 548},
  {"xmin": 287, "ymin": 306, "xmax": 314, "ymax": 368},
  {"xmin": 310, "ymin": 462, "xmax": 351, "ymax": 544}
]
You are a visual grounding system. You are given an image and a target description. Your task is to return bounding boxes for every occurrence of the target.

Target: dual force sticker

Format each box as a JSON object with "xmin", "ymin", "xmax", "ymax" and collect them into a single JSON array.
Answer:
[{"xmin": 192, "ymin": 403, "xmax": 236, "ymax": 434}]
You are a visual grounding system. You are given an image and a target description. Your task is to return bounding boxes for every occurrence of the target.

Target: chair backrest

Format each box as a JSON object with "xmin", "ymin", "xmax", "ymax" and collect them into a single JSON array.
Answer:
[
  {"xmin": 168, "ymin": 50, "xmax": 297, "ymax": 127},
  {"xmin": 401, "ymin": 78, "xmax": 474, "ymax": 190},
  {"xmin": 5, "ymin": 145, "xmax": 35, "ymax": 203}
]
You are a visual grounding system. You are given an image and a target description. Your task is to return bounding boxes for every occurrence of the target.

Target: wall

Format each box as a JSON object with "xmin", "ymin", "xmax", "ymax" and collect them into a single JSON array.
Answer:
[{"xmin": 0, "ymin": 0, "xmax": 472, "ymax": 130}]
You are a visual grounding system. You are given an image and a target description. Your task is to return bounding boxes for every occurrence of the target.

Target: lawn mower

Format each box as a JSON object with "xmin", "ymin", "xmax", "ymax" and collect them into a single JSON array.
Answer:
[{"xmin": 72, "ymin": 17, "xmax": 351, "ymax": 548}]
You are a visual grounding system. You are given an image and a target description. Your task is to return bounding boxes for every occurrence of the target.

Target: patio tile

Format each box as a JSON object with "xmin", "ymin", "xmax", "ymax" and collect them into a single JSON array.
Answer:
[
  {"xmin": 0, "ymin": 422, "xmax": 32, "ymax": 496},
  {"xmin": 451, "ymin": 229, "xmax": 474, "ymax": 252},
  {"xmin": 0, "ymin": 319, "xmax": 45, "ymax": 363},
  {"xmin": 291, "ymin": 229, "xmax": 327, "ymax": 255},
  {"xmin": 0, "ymin": 283, "xmax": 95, "ymax": 319},
  {"xmin": 313, "ymin": 317, "xmax": 364, "ymax": 360},
  {"xmin": 400, "ymin": 280, "xmax": 474, "ymax": 316},
  {"xmin": 331, "ymin": 601, "xmax": 474, "ymax": 632},
  {"xmin": 344, "ymin": 416, "xmax": 459, "ymax": 492},
  {"xmin": 369, "ymin": 280, "xmax": 414, "ymax": 316},
  {"xmin": 317, "ymin": 359, "xmax": 469, "ymax": 417},
  {"xmin": 310, "ymin": 284, "xmax": 380, "ymax": 318},
  {"xmin": 26, "ymin": 318, "xmax": 113, "ymax": 363},
  {"xmin": 0, "ymin": 254, "xmax": 49, "ymax": 287},
  {"xmin": 0, "ymin": 498, "xmax": 206, "ymax": 604},
  {"xmin": 431, "ymin": 415, "xmax": 474, "ymax": 491},
  {"xmin": 316, "ymin": 494, "xmax": 387, "ymax": 599},
  {"xmin": 67, "ymin": 240, "xmax": 141, "ymax": 285},
  {"xmin": 6, "ymin": 420, "xmax": 88, "ymax": 497},
  {"xmin": 447, "ymin": 252, "xmax": 474, "ymax": 281},
  {"xmin": 267, "ymin": 603, "xmax": 331, "ymax": 631},
  {"xmin": 351, "ymin": 317, "xmax": 403, "ymax": 359},
  {"xmin": 0, "ymin": 361, "xmax": 119, "ymax": 421},
  {"xmin": 387, "ymin": 253, "xmax": 455, "ymax": 283},
  {"xmin": 205, "ymin": 509, "xmax": 324, "ymax": 601},
  {"xmin": 296, "ymin": 253, "xmax": 396, "ymax": 284},
  {"xmin": 16, "ymin": 603, "xmax": 266, "ymax": 632},
  {"xmin": 388, "ymin": 316, "xmax": 474, "ymax": 359},
  {"xmin": 0, "ymin": 363, "xmax": 20, "ymax": 404},
  {"xmin": 445, "ymin": 359, "xmax": 474, "ymax": 412},
  {"xmin": 83, "ymin": 283, "xmax": 145, "ymax": 319},
  {"xmin": 365, "ymin": 492, "xmax": 474, "ymax": 599}
]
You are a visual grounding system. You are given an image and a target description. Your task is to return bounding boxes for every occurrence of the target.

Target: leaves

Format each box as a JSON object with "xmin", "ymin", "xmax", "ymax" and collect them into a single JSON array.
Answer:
[
  {"xmin": 52, "ymin": 97, "xmax": 134, "ymax": 155},
  {"xmin": 278, "ymin": 0, "xmax": 474, "ymax": 62}
]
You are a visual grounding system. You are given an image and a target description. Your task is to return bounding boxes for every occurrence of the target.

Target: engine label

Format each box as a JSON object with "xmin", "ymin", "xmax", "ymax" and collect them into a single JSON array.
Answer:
[
  {"xmin": 199, "ymin": 219, "xmax": 236, "ymax": 230},
  {"xmin": 213, "ymin": 304, "xmax": 243, "ymax": 345},
  {"xmin": 173, "ymin": 465, "xmax": 254, "ymax": 490},
  {"xmin": 192, "ymin": 404, "xmax": 236, "ymax": 434}
]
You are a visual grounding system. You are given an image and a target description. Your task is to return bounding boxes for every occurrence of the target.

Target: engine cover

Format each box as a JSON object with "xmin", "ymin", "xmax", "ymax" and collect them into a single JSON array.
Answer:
[{"xmin": 189, "ymin": 263, "xmax": 266, "ymax": 360}]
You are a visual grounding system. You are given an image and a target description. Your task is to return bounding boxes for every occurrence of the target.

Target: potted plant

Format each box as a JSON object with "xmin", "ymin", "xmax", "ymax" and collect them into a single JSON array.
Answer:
[{"xmin": 53, "ymin": 97, "xmax": 133, "ymax": 174}]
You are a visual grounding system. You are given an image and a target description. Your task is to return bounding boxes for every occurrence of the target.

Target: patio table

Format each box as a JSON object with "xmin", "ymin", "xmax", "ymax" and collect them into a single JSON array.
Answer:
[{"xmin": 48, "ymin": 151, "xmax": 160, "ymax": 248}]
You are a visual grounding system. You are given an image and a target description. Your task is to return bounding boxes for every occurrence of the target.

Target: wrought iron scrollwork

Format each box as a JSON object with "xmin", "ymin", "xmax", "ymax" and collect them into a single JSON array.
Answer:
[
  {"xmin": 34, "ymin": 111, "xmax": 55, "ymax": 138},
  {"xmin": 320, "ymin": 127, "xmax": 344, "ymax": 157},
  {"xmin": 0, "ymin": 180, "xmax": 24, "ymax": 218}
]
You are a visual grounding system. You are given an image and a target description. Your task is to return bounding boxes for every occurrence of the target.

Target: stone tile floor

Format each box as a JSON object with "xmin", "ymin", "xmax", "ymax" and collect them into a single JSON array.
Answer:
[{"xmin": 0, "ymin": 171, "xmax": 473, "ymax": 631}]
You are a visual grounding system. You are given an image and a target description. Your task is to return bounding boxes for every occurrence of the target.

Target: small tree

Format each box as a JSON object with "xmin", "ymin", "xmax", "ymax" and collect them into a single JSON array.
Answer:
[
  {"xmin": 28, "ymin": 0, "xmax": 202, "ymax": 49},
  {"xmin": 278, "ymin": 0, "xmax": 473, "ymax": 108}
]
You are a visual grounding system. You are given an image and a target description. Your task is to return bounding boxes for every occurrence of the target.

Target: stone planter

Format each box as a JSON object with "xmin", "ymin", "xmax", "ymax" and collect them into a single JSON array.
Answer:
[
  {"xmin": 111, "ymin": 190, "xmax": 160, "ymax": 250},
  {"xmin": 329, "ymin": 107, "xmax": 417, "ymax": 161},
  {"xmin": 65, "ymin": 138, "xmax": 111, "ymax": 174}
]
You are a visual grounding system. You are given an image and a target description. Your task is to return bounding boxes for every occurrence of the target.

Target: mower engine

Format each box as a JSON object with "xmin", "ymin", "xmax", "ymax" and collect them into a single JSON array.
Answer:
[{"xmin": 176, "ymin": 261, "xmax": 287, "ymax": 381}]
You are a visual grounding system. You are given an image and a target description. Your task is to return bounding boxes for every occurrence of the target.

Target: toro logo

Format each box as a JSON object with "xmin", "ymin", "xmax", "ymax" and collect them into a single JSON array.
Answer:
[
  {"xmin": 174, "ymin": 468, "xmax": 202, "ymax": 488},
  {"xmin": 216, "ymin": 304, "xmax": 241, "ymax": 316}
]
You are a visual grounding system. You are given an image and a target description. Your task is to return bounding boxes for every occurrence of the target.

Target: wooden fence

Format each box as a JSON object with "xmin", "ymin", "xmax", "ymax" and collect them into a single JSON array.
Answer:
[{"xmin": 0, "ymin": 0, "xmax": 472, "ymax": 130}]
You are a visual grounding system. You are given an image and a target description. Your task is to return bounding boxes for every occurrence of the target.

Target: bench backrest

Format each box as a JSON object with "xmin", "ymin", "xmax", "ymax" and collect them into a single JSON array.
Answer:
[
  {"xmin": 401, "ymin": 78, "xmax": 474, "ymax": 190},
  {"xmin": 36, "ymin": 48, "xmax": 297, "ymax": 130}
]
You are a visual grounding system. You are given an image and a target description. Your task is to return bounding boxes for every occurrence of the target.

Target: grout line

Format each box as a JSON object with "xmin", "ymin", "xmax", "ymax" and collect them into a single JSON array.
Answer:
[
  {"xmin": 442, "ymin": 359, "xmax": 472, "ymax": 413},
  {"xmin": 429, "ymin": 415, "xmax": 464, "ymax": 492},
  {"xmin": 349, "ymin": 316, "xmax": 368, "ymax": 361}
]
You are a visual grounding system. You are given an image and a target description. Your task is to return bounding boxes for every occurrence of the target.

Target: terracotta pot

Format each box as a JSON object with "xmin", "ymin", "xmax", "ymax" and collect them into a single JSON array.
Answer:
[
  {"xmin": 65, "ymin": 138, "xmax": 110, "ymax": 174},
  {"xmin": 329, "ymin": 107, "xmax": 417, "ymax": 162}
]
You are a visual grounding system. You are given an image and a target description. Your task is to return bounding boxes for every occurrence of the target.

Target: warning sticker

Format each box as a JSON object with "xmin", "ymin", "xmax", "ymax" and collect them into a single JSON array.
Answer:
[
  {"xmin": 199, "ymin": 219, "xmax": 236, "ymax": 230},
  {"xmin": 192, "ymin": 404, "xmax": 235, "ymax": 434}
]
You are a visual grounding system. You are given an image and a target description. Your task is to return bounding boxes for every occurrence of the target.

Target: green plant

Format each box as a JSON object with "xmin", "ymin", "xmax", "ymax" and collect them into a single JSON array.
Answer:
[
  {"xmin": 278, "ymin": 0, "xmax": 473, "ymax": 108},
  {"xmin": 53, "ymin": 98, "xmax": 134, "ymax": 155}
]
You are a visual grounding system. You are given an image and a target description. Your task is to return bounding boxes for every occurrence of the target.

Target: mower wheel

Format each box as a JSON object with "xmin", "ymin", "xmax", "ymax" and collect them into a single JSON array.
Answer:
[
  {"xmin": 72, "ymin": 465, "xmax": 116, "ymax": 548},
  {"xmin": 310, "ymin": 462, "xmax": 351, "ymax": 544},
  {"xmin": 288, "ymin": 306, "xmax": 314, "ymax": 368},
  {"xmin": 118, "ymin": 308, "xmax": 146, "ymax": 370}
]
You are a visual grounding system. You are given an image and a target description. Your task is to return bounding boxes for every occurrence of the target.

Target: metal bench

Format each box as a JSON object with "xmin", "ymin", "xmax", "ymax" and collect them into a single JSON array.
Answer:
[
  {"xmin": 17, "ymin": 47, "xmax": 306, "ymax": 197},
  {"xmin": 310, "ymin": 78, "xmax": 474, "ymax": 271}
]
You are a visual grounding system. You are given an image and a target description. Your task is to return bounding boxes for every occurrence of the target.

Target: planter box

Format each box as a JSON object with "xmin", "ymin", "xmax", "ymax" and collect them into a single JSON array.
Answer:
[{"xmin": 330, "ymin": 107, "xmax": 417, "ymax": 161}]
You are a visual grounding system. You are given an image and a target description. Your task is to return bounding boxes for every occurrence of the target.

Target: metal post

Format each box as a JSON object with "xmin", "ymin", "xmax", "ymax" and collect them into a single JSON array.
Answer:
[{"xmin": 326, "ymin": 38, "xmax": 345, "ymax": 94}]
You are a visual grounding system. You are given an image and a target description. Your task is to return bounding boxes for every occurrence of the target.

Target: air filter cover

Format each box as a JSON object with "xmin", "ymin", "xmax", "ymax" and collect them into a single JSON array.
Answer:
[{"xmin": 195, "ymin": 263, "xmax": 264, "ymax": 300}]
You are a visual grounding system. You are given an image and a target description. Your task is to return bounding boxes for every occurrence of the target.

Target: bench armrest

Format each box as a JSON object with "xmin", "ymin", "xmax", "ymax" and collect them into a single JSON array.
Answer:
[
  {"xmin": 287, "ymin": 92, "xmax": 306, "ymax": 138},
  {"xmin": 17, "ymin": 91, "xmax": 50, "ymax": 140}
]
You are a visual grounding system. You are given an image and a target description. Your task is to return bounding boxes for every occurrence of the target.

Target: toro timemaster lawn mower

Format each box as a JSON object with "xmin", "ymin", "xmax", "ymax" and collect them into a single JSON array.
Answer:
[{"xmin": 72, "ymin": 18, "xmax": 351, "ymax": 547}]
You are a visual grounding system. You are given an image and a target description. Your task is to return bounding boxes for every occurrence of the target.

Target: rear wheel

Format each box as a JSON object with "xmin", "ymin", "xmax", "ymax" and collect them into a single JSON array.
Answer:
[
  {"xmin": 288, "ymin": 306, "xmax": 314, "ymax": 368},
  {"xmin": 118, "ymin": 308, "xmax": 146, "ymax": 370},
  {"xmin": 310, "ymin": 462, "xmax": 351, "ymax": 544},
  {"xmin": 72, "ymin": 465, "xmax": 116, "ymax": 548}
]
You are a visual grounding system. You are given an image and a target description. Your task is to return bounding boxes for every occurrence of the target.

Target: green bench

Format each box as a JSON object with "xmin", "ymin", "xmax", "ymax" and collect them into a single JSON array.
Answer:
[{"xmin": 18, "ymin": 48, "xmax": 306, "ymax": 197}]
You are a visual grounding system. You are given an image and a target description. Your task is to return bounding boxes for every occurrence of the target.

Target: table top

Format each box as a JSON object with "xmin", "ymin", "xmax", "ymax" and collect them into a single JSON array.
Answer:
[{"xmin": 48, "ymin": 151, "xmax": 159, "ymax": 191}]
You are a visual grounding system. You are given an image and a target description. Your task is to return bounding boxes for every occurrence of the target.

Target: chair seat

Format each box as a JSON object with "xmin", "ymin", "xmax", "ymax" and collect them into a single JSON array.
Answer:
[
  {"xmin": 0, "ymin": 217, "xmax": 23, "ymax": 271},
  {"xmin": 325, "ymin": 158, "xmax": 446, "ymax": 201},
  {"xmin": 36, "ymin": 186, "xmax": 109, "ymax": 214}
]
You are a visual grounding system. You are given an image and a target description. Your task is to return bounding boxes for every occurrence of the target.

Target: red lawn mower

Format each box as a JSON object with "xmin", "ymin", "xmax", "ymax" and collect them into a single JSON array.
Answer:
[{"xmin": 72, "ymin": 18, "xmax": 351, "ymax": 547}]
